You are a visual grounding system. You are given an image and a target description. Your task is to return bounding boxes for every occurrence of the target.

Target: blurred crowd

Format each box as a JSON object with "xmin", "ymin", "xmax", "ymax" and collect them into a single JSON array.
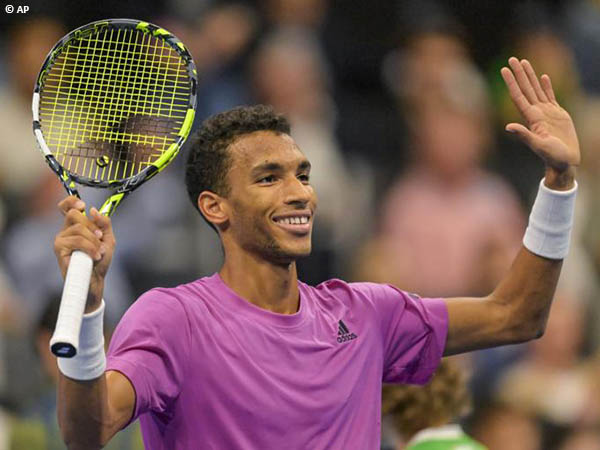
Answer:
[{"xmin": 0, "ymin": 0, "xmax": 599, "ymax": 448}]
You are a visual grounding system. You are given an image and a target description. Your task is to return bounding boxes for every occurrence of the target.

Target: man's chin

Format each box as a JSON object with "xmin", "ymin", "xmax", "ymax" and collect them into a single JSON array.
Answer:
[{"xmin": 269, "ymin": 246, "xmax": 312, "ymax": 264}]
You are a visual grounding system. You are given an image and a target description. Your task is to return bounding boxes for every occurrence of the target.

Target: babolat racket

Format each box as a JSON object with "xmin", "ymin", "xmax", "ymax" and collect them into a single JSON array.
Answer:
[{"xmin": 32, "ymin": 19, "xmax": 197, "ymax": 357}]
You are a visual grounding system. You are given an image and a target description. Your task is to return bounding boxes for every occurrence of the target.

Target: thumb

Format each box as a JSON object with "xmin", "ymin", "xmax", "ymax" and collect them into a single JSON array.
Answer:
[{"xmin": 505, "ymin": 123, "xmax": 540, "ymax": 149}]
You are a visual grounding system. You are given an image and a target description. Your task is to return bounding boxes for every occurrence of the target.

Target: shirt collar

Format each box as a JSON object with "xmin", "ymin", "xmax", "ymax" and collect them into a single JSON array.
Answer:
[{"xmin": 407, "ymin": 424, "xmax": 465, "ymax": 445}]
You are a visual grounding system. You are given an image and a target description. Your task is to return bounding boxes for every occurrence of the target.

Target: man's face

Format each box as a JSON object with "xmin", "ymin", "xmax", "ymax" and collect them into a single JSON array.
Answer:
[{"xmin": 223, "ymin": 130, "xmax": 317, "ymax": 263}]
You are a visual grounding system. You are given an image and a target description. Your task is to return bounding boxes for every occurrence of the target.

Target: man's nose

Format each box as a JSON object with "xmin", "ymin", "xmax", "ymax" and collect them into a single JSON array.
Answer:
[{"xmin": 283, "ymin": 176, "xmax": 312, "ymax": 205}]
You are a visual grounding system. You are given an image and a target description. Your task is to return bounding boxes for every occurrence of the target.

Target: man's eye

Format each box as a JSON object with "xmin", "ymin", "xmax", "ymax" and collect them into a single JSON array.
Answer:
[
  {"xmin": 259, "ymin": 175, "xmax": 276, "ymax": 183},
  {"xmin": 298, "ymin": 174, "xmax": 310, "ymax": 183}
]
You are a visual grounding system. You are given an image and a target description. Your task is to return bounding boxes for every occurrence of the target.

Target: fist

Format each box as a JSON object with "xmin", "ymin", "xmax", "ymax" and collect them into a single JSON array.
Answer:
[{"xmin": 53, "ymin": 196, "xmax": 116, "ymax": 311}]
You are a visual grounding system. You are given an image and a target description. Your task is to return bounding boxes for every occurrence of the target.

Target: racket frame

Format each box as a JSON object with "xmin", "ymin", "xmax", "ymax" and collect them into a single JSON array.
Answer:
[
  {"xmin": 32, "ymin": 18, "xmax": 198, "ymax": 215},
  {"xmin": 32, "ymin": 19, "xmax": 197, "ymax": 357}
]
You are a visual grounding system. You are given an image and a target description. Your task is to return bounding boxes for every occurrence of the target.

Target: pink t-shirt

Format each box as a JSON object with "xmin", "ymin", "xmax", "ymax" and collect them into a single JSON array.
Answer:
[{"xmin": 107, "ymin": 274, "xmax": 448, "ymax": 449}]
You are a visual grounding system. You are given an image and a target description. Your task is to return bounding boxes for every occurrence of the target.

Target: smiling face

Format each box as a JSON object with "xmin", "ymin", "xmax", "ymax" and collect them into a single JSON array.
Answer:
[{"xmin": 219, "ymin": 130, "xmax": 317, "ymax": 263}]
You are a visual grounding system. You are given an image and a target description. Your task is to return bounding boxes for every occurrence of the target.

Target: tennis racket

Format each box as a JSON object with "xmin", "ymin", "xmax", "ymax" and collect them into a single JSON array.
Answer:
[{"xmin": 32, "ymin": 19, "xmax": 197, "ymax": 357}]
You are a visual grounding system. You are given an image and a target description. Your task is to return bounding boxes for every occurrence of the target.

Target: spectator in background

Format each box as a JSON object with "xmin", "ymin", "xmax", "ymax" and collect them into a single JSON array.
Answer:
[
  {"xmin": 382, "ymin": 359, "xmax": 486, "ymax": 449},
  {"xmin": 573, "ymin": 98, "xmax": 600, "ymax": 346},
  {"xmin": 0, "ymin": 268, "xmax": 24, "ymax": 450},
  {"xmin": 382, "ymin": 22, "xmax": 471, "ymax": 123},
  {"xmin": 564, "ymin": 0, "xmax": 600, "ymax": 95},
  {"xmin": 250, "ymin": 28, "xmax": 373, "ymax": 282},
  {"xmin": 259, "ymin": 0, "xmax": 328, "ymax": 29},
  {"xmin": 470, "ymin": 404, "xmax": 541, "ymax": 450},
  {"xmin": 495, "ymin": 295, "xmax": 600, "ymax": 447},
  {"xmin": 577, "ymin": 98, "xmax": 600, "ymax": 271},
  {"xmin": 0, "ymin": 18, "xmax": 65, "ymax": 211},
  {"xmin": 558, "ymin": 427, "xmax": 600, "ymax": 450},
  {"xmin": 355, "ymin": 53, "xmax": 524, "ymax": 298},
  {"xmin": 185, "ymin": 2, "xmax": 258, "ymax": 121}
]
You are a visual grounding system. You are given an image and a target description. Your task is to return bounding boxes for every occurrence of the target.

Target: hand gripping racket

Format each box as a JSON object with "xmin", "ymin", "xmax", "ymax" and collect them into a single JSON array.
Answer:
[{"xmin": 32, "ymin": 19, "xmax": 197, "ymax": 357}]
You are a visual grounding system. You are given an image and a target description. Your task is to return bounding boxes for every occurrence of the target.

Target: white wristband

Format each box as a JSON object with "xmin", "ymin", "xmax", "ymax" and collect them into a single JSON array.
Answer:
[
  {"xmin": 523, "ymin": 178, "xmax": 577, "ymax": 259},
  {"xmin": 57, "ymin": 300, "xmax": 106, "ymax": 380}
]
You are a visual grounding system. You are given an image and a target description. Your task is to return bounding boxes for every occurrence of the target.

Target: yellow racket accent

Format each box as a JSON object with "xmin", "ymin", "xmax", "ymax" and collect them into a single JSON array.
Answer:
[{"xmin": 98, "ymin": 192, "xmax": 126, "ymax": 215}]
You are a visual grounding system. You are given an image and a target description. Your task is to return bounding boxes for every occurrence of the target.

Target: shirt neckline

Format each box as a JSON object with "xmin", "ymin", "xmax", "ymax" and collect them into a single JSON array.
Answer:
[
  {"xmin": 207, "ymin": 273, "xmax": 310, "ymax": 329},
  {"xmin": 407, "ymin": 424, "xmax": 466, "ymax": 445}
]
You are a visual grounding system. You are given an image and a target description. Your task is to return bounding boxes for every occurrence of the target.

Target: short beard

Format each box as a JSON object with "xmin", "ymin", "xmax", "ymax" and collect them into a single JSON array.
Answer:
[{"xmin": 242, "ymin": 224, "xmax": 309, "ymax": 265}]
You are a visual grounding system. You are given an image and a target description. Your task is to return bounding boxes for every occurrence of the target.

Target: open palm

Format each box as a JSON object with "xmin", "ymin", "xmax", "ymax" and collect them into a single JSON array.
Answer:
[{"xmin": 501, "ymin": 57, "xmax": 580, "ymax": 171}]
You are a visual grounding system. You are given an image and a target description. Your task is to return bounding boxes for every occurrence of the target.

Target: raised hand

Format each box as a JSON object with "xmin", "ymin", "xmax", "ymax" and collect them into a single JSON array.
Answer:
[
  {"xmin": 53, "ymin": 196, "xmax": 116, "ymax": 311},
  {"xmin": 501, "ymin": 57, "xmax": 580, "ymax": 175}
]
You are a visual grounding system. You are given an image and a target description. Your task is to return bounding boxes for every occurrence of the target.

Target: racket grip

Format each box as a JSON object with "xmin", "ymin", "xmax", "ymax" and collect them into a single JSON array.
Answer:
[{"xmin": 50, "ymin": 250, "xmax": 94, "ymax": 358}]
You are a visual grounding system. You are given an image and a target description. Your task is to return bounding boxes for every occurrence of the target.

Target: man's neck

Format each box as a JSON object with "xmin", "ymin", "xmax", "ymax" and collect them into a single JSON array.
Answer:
[{"xmin": 219, "ymin": 251, "xmax": 300, "ymax": 315}]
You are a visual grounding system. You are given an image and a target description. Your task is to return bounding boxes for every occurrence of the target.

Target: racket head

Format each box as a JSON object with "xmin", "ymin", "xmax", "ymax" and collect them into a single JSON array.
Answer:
[{"xmin": 32, "ymin": 19, "xmax": 197, "ymax": 201}]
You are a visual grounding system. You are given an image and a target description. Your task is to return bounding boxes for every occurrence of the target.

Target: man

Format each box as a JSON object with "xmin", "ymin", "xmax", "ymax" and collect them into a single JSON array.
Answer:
[{"xmin": 53, "ymin": 58, "xmax": 579, "ymax": 449}]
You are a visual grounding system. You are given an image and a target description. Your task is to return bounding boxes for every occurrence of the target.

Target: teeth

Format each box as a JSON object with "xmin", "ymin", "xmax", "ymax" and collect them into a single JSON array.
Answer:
[{"xmin": 276, "ymin": 216, "xmax": 309, "ymax": 225}]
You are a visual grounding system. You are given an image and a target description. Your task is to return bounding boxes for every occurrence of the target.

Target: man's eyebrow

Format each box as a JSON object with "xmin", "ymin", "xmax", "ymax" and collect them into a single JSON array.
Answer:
[
  {"xmin": 250, "ymin": 160, "xmax": 311, "ymax": 176},
  {"xmin": 298, "ymin": 160, "xmax": 311, "ymax": 172},
  {"xmin": 250, "ymin": 162, "xmax": 284, "ymax": 177}
]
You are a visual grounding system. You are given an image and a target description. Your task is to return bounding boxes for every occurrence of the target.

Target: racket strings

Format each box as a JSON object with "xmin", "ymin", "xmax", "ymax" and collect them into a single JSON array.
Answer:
[{"xmin": 38, "ymin": 27, "xmax": 190, "ymax": 182}]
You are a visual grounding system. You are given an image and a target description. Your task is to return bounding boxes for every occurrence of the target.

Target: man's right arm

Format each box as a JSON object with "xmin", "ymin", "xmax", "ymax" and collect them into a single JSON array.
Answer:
[{"xmin": 53, "ymin": 196, "xmax": 136, "ymax": 449}]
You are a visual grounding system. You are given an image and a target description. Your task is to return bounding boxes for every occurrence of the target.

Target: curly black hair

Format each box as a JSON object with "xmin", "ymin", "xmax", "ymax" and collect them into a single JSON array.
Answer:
[{"xmin": 185, "ymin": 105, "xmax": 291, "ymax": 232}]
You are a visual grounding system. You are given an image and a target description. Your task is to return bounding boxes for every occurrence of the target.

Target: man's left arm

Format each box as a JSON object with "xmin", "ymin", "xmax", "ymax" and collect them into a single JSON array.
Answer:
[{"xmin": 444, "ymin": 57, "xmax": 580, "ymax": 356}]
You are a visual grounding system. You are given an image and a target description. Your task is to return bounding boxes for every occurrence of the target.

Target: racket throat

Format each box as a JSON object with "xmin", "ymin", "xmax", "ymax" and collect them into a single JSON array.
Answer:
[{"xmin": 99, "ymin": 192, "xmax": 128, "ymax": 216}]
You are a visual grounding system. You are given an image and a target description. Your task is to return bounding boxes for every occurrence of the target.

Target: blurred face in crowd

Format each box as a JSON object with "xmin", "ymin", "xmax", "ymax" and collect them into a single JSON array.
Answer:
[
  {"xmin": 405, "ymin": 32, "xmax": 469, "ymax": 90},
  {"xmin": 190, "ymin": 4, "xmax": 257, "ymax": 71},
  {"xmin": 472, "ymin": 407, "xmax": 541, "ymax": 450},
  {"xmin": 262, "ymin": 0, "xmax": 328, "ymax": 27},
  {"xmin": 252, "ymin": 37, "xmax": 325, "ymax": 118},
  {"xmin": 559, "ymin": 429, "xmax": 600, "ymax": 450},
  {"xmin": 415, "ymin": 106, "xmax": 487, "ymax": 182},
  {"xmin": 219, "ymin": 131, "xmax": 317, "ymax": 264},
  {"xmin": 8, "ymin": 18, "xmax": 65, "ymax": 100},
  {"xmin": 393, "ymin": 32, "xmax": 491, "ymax": 183}
]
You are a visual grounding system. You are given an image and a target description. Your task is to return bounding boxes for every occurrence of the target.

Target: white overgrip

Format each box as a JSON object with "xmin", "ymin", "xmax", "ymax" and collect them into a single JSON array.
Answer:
[{"xmin": 50, "ymin": 250, "xmax": 93, "ymax": 357}]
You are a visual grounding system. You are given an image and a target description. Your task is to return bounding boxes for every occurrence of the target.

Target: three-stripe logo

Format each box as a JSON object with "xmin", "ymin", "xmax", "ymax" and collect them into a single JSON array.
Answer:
[{"xmin": 337, "ymin": 320, "xmax": 358, "ymax": 343}]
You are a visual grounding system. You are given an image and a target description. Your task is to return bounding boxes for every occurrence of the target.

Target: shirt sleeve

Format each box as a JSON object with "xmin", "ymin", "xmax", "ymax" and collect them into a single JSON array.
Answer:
[
  {"xmin": 365, "ymin": 283, "xmax": 448, "ymax": 384},
  {"xmin": 106, "ymin": 288, "xmax": 191, "ymax": 423}
]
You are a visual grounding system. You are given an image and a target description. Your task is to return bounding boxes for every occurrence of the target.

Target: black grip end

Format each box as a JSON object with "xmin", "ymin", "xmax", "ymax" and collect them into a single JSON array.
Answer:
[{"xmin": 51, "ymin": 342, "xmax": 77, "ymax": 358}]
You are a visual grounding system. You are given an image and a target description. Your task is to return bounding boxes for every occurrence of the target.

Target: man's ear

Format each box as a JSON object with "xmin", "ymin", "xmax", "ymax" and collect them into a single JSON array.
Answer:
[{"xmin": 198, "ymin": 191, "xmax": 229, "ymax": 229}]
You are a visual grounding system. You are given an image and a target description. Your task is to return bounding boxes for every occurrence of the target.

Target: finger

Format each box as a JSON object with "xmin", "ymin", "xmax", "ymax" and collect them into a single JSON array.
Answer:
[
  {"xmin": 521, "ymin": 59, "xmax": 548, "ymax": 102},
  {"xmin": 61, "ymin": 222, "xmax": 103, "ymax": 249},
  {"xmin": 508, "ymin": 57, "xmax": 538, "ymax": 104},
  {"xmin": 58, "ymin": 196, "xmax": 85, "ymax": 216},
  {"xmin": 540, "ymin": 74, "xmax": 557, "ymax": 103},
  {"xmin": 89, "ymin": 207, "xmax": 114, "ymax": 238},
  {"xmin": 505, "ymin": 123, "xmax": 541, "ymax": 149},
  {"xmin": 501, "ymin": 66, "xmax": 531, "ymax": 114},
  {"xmin": 55, "ymin": 235, "xmax": 103, "ymax": 261},
  {"xmin": 64, "ymin": 209, "xmax": 103, "ymax": 239}
]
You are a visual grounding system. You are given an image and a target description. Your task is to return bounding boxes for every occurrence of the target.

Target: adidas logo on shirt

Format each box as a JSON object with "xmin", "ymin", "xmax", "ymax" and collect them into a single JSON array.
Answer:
[{"xmin": 337, "ymin": 320, "xmax": 358, "ymax": 343}]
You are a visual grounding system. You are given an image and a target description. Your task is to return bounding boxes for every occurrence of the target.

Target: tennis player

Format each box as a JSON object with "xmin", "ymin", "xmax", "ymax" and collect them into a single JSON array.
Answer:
[{"xmin": 53, "ymin": 57, "xmax": 579, "ymax": 449}]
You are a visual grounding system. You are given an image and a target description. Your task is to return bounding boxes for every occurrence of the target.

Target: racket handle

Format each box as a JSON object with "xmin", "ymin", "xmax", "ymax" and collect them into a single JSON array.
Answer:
[{"xmin": 50, "ymin": 250, "xmax": 94, "ymax": 358}]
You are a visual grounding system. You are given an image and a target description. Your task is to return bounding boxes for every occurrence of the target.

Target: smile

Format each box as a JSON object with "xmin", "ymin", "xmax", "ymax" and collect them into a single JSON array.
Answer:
[{"xmin": 272, "ymin": 213, "xmax": 312, "ymax": 235}]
